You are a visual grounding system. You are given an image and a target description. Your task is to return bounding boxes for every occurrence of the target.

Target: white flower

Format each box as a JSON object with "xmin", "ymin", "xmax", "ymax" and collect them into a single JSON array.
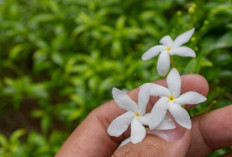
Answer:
[
  {"xmin": 149, "ymin": 68, "xmax": 206, "ymax": 130},
  {"xmin": 142, "ymin": 28, "xmax": 196, "ymax": 76},
  {"xmin": 119, "ymin": 116, "xmax": 175, "ymax": 146},
  {"xmin": 107, "ymin": 83, "xmax": 176, "ymax": 144}
]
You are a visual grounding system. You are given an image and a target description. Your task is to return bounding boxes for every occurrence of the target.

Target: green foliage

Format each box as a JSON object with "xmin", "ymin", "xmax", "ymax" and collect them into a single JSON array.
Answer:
[
  {"xmin": 0, "ymin": 129, "xmax": 66, "ymax": 157},
  {"xmin": 0, "ymin": 0, "xmax": 231, "ymax": 156}
]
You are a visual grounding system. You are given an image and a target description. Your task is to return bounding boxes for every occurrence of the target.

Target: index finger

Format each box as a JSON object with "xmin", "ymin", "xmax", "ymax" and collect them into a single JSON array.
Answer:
[{"xmin": 56, "ymin": 74, "xmax": 209, "ymax": 157}]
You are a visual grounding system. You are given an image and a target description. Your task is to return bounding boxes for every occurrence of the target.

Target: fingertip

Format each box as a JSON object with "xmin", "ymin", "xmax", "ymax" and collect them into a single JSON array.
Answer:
[
  {"xmin": 113, "ymin": 128, "xmax": 192, "ymax": 157},
  {"xmin": 181, "ymin": 74, "xmax": 209, "ymax": 96}
]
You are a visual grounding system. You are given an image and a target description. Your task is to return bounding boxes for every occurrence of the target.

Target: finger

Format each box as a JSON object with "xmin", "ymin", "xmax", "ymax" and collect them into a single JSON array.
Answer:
[
  {"xmin": 186, "ymin": 104, "xmax": 232, "ymax": 157},
  {"xmin": 113, "ymin": 74, "xmax": 209, "ymax": 156},
  {"xmin": 56, "ymin": 74, "xmax": 209, "ymax": 157},
  {"xmin": 113, "ymin": 125, "xmax": 192, "ymax": 157}
]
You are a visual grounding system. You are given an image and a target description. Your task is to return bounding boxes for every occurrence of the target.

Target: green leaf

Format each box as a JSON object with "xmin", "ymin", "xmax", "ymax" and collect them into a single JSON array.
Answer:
[
  {"xmin": 116, "ymin": 16, "xmax": 126, "ymax": 29},
  {"xmin": 199, "ymin": 57, "xmax": 213, "ymax": 68},
  {"xmin": 9, "ymin": 129, "xmax": 26, "ymax": 144},
  {"xmin": 52, "ymin": 53, "xmax": 64, "ymax": 66},
  {"xmin": 184, "ymin": 59, "xmax": 197, "ymax": 74},
  {"xmin": 70, "ymin": 94, "xmax": 84, "ymax": 106},
  {"xmin": 30, "ymin": 13, "xmax": 55, "ymax": 27},
  {"xmin": 28, "ymin": 132, "xmax": 46, "ymax": 146},
  {"xmin": 9, "ymin": 44, "xmax": 25, "ymax": 60},
  {"xmin": 68, "ymin": 109, "xmax": 83, "ymax": 121},
  {"xmin": 49, "ymin": 0, "xmax": 60, "ymax": 14},
  {"xmin": 31, "ymin": 110, "xmax": 44, "ymax": 118},
  {"xmin": 41, "ymin": 115, "xmax": 51, "ymax": 133},
  {"xmin": 209, "ymin": 32, "xmax": 232, "ymax": 51},
  {"xmin": 218, "ymin": 70, "xmax": 232, "ymax": 78},
  {"xmin": 0, "ymin": 134, "xmax": 8, "ymax": 147}
]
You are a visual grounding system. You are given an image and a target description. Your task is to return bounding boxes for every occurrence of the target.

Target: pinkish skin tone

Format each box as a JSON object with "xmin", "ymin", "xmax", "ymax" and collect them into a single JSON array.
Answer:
[
  {"xmin": 56, "ymin": 74, "xmax": 212, "ymax": 157},
  {"xmin": 148, "ymin": 115, "xmax": 186, "ymax": 142}
]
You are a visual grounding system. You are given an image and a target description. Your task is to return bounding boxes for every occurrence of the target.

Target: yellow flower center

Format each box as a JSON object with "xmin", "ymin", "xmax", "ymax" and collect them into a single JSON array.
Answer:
[
  {"xmin": 135, "ymin": 112, "xmax": 140, "ymax": 117},
  {"xmin": 168, "ymin": 96, "xmax": 175, "ymax": 102},
  {"xmin": 166, "ymin": 46, "xmax": 172, "ymax": 52}
]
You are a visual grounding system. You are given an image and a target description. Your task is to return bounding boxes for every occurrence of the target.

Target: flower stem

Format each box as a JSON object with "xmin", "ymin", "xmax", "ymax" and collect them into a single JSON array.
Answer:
[
  {"xmin": 195, "ymin": 100, "xmax": 217, "ymax": 116},
  {"xmin": 170, "ymin": 56, "xmax": 175, "ymax": 68}
]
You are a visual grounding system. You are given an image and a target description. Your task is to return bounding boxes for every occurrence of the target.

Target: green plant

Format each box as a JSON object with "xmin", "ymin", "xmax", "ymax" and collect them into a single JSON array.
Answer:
[{"xmin": 0, "ymin": 0, "xmax": 231, "ymax": 156}]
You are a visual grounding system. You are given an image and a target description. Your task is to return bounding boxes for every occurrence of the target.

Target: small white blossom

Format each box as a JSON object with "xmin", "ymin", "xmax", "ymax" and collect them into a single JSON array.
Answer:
[
  {"xmin": 107, "ymin": 83, "xmax": 176, "ymax": 144},
  {"xmin": 149, "ymin": 68, "xmax": 206, "ymax": 130},
  {"xmin": 142, "ymin": 28, "xmax": 196, "ymax": 76},
  {"xmin": 119, "ymin": 116, "xmax": 175, "ymax": 146}
]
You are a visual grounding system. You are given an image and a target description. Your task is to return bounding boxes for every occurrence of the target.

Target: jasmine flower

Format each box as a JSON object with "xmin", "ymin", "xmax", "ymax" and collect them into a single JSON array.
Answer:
[
  {"xmin": 107, "ymin": 83, "xmax": 176, "ymax": 144},
  {"xmin": 149, "ymin": 68, "xmax": 206, "ymax": 129},
  {"xmin": 119, "ymin": 116, "xmax": 175, "ymax": 146},
  {"xmin": 142, "ymin": 28, "xmax": 196, "ymax": 76}
]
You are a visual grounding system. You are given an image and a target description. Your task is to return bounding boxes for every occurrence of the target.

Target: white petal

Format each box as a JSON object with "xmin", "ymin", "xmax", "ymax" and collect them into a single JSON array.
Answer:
[
  {"xmin": 170, "ymin": 46, "xmax": 196, "ymax": 57},
  {"xmin": 168, "ymin": 102, "xmax": 191, "ymax": 129},
  {"xmin": 149, "ymin": 97, "xmax": 169, "ymax": 130},
  {"xmin": 119, "ymin": 137, "xmax": 131, "ymax": 147},
  {"xmin": 107, "ymin": 112, "xmax": 134, "ymax": 137},
  {"xmin": 157, "ymin": 51, "xmax": 170, "ymax": 76},
  {"xmin": 138, "ymin": 113, "xmax": 150, "ymax": 126},
  {"xmin": 167, "ymin": 68, "xmax": 181, "ymax": 97},
  {"xmin": 112, "ymin": 88, "xmax": 138, "ymax": 112},
  {"xmin": 156, "ymin": 116, "xmax": 176, "ymax": 130},
  {"xmin": 150, "ymin": 83, "xmax": 171, "ymax": 97},
  {"xmin": 131, "ymin": 118, "xmax": 146, "ymax": 144},
  {"xmin": 173, "ymin": 28, "xmax": 195, "ymax": 47},
  {"xmin": 142, "ymin": 45, "xmax": 166, "ymax": 60},
  {"xmin": 138, "ymin": 83, "xmax": 152, "ymax": 115},
  {"xmin": 175, "ymin": 91, "xmax": 206, "ymax": 105},
  {"xmin": 160, "ymin": 35, "xmax": 173, "ymax": 46}
]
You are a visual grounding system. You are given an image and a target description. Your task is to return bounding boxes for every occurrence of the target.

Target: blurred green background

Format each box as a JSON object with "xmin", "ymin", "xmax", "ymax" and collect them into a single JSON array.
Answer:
[{"xmin": 0, "ymin": 0, "xmax": 232, "ymax": 156}]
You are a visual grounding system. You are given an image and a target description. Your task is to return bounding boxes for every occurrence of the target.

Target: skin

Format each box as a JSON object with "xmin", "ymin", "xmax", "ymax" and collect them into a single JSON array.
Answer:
[{"xmin": 56, "ymin": 74, "xmax": 232, "ymax": 157}]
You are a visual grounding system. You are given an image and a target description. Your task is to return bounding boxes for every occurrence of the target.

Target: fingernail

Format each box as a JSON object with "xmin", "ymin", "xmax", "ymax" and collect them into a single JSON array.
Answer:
[{"xmin": 147, "ymin": 124, "xmax": 186, "ymax": 142}]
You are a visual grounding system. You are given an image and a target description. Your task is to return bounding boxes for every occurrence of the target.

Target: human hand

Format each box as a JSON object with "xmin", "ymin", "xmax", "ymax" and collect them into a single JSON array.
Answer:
[{"xmin": 56, "ymin": 74, "xmax": 232, "ymax": 157}]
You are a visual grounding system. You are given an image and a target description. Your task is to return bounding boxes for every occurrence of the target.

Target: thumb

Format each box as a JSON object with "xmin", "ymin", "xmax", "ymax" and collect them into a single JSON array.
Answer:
[{"xmin": 113, "ymin": 124, "xmax": 191, "ymax": 157}]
